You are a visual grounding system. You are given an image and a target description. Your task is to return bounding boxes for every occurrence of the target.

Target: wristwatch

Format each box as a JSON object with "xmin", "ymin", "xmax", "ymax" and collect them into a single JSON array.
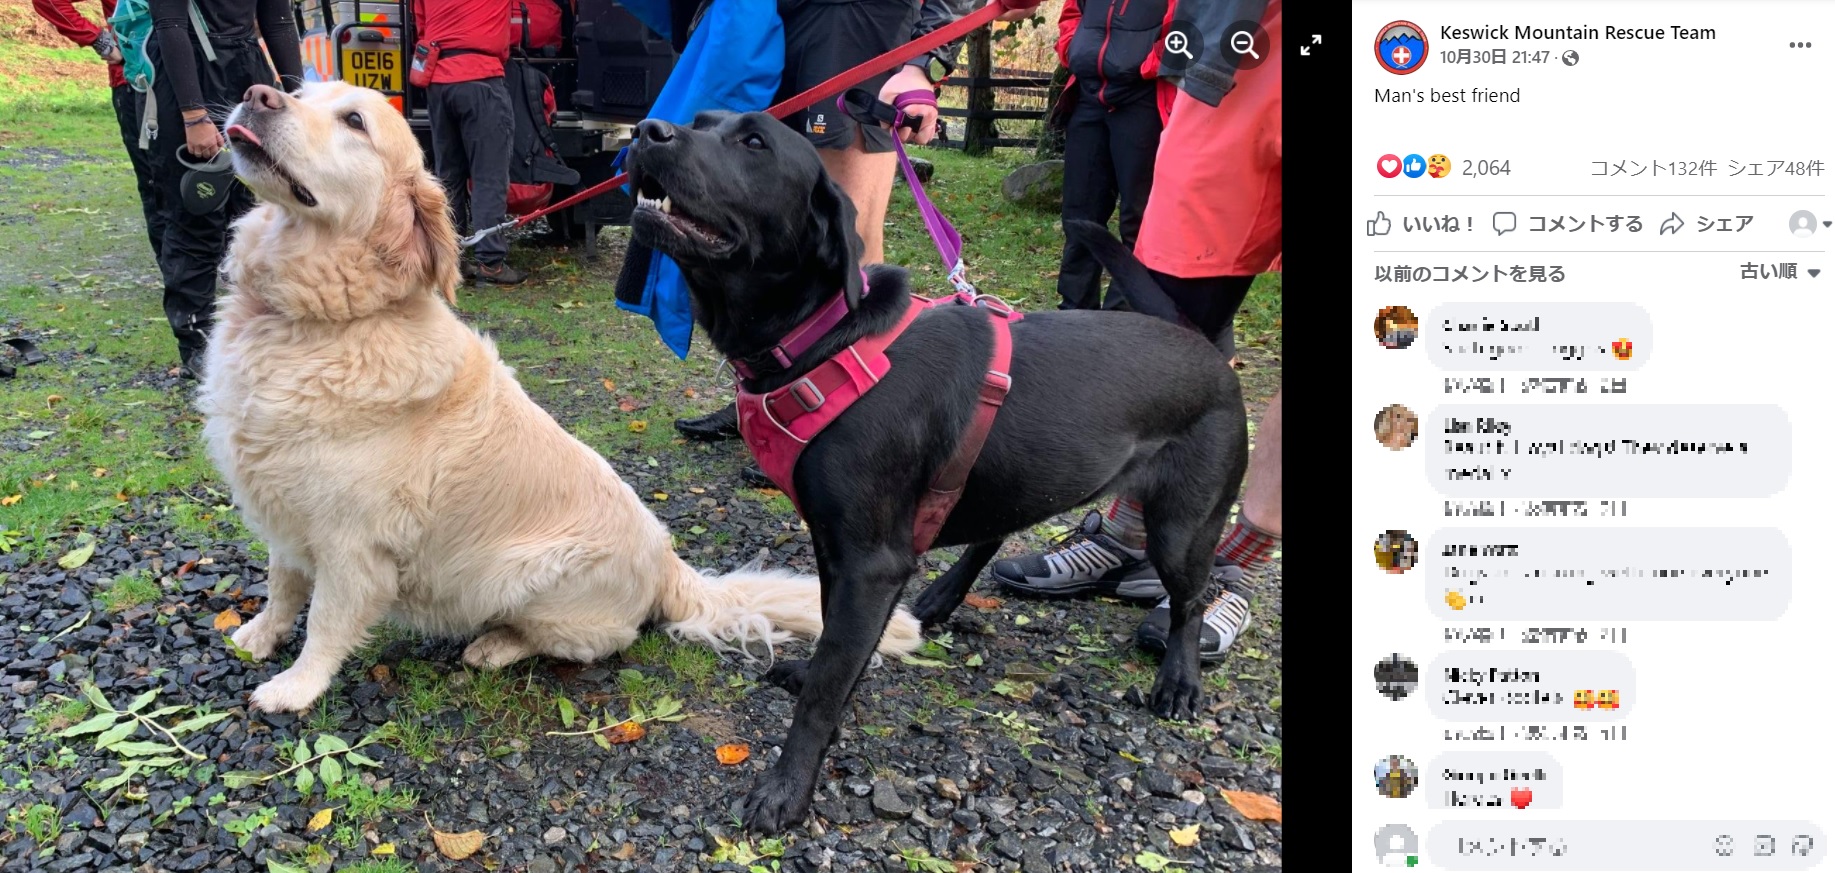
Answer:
[{"xmin": 919, "ymin": 56, "xmax": 949, "ymax": 84}]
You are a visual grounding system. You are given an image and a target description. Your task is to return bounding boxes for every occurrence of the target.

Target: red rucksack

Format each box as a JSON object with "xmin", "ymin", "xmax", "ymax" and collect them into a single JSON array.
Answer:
[{"xmin": 508, "ymin": 0, "xmax": 563, "ymax": 54}]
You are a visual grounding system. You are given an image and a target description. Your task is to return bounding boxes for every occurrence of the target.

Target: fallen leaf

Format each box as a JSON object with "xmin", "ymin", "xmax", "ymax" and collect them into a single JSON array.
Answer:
[
  {"xmin": 601, "ymin": 379, "xmax": 617, "ymax": 392},
  {"xmin": 371, "ymin": 843, "xmax": 395, "ymax": 856},
  {"xmin": 714, "ymin": 743, "xmax": 750, "ymax": 765},
  {"xmin": 0, "ymin": 495, "xmax": 20, "ymax": 506},
  {"xmin": 369, "ymin": 664, "xmax": 392, "ymax": 683},
  {"xmin": 25, "ymin": 430, "xmax": 53, "ymax": 440},
  {"xmin": 1168, "ymin": 823, "xmax": 1200, "ymax": 847},
  {"xmin": 610, "ymin": 843, "xmax": 637, "ymax": 861},
  {"xmin": 603, "ymin": 720, "xmax": 646, "ymax": 744},
  {"xmin": 57, "ymin": 535, "xmax": 96, "ymax": 569},
  {"xmin": 683, "ymin": 387, "xmax": 697, "ymax": 398},
  {"xmin": 963, "ymin": 594, "xmax": 1002, "ymax": 610},
  {"xmin": 628, "ymin": 420, "xmax": 648, "ymax": 433},
  {"xmin": 212, "ymin": 609, "xmax": 242, "ymax": 631},
  {"xmin": 91, "ymin": 466, "xmax": 107, "ymax": 478},
  {"xmin": 46, "ymin": 394, "xmax": 64, "ymax": 407},
  {"xmin": 307, "ymin": 808, "xmax": 334, "ymax": 832},
  {"xmin": 176, "ymin": 560, "xmax": 198, "ymax": 577},
  {"xmin": 429, "ymin": 817, "xmax": 486, "ymax": 861},
  {"xmin": 1012, "ymin": 614, "xmax": 1031, "ymax": 626},
  {"xmin": 1134, "ymin": 851, "xmax": 1184, "ymax": 871},
  {"xmin": 1220, "ymin": 790, "xmax": 1281, "ymax": 823},
  {"xmin": 651, "ymin": 492, "xmax": 668, "ymax": 501},
  {"xmin": 618, "ymin": 398, "xmax": 641, "ymax": 412}
]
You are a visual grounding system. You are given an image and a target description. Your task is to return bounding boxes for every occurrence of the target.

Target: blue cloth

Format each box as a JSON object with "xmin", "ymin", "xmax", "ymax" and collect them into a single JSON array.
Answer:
[{"xmin": 613, "ymin": 0, "xmax": 783, "ymax": 359}]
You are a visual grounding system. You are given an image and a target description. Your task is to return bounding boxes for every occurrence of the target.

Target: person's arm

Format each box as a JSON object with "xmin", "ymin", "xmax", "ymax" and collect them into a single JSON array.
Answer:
[
  {"xmin": 151, "ymin": 0, "xmax": 206, "ymax": 110},
  {"xmin": 255, "ymin": 0, "xmax": 303, "ymax": 87},
  {"xmin": 1164, "ymin": 0, "xmax": 1267, "ymax": 107},
  {"xmin": 1054, "ymin": 0, "xmax": 1078, "ymax": 68},
  {"xmin": 906, "ymin": 0, "xmax": 975, "ymax": 80},
  {"xmin": 30, "ymin": 0, "xmax": 103, "ymax": 48}
]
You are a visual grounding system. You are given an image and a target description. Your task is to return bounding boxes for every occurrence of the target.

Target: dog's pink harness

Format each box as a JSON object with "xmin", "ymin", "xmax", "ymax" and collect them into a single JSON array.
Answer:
[{"xmin": 734, "ymin": 286, "xmax": 1021, "ymax": 554}]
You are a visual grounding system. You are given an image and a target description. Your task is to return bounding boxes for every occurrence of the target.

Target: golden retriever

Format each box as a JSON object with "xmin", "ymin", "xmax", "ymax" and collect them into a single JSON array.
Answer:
[{"xmin": 200, "ymin": 82, "xmax": 919, "ymax": 714}]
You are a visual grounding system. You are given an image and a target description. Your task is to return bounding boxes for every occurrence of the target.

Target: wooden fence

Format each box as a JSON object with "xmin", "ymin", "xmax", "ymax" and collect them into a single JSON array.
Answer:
[{"xmin": 931, "ymin": 28, "xmax": 1058, "ymax": 154}]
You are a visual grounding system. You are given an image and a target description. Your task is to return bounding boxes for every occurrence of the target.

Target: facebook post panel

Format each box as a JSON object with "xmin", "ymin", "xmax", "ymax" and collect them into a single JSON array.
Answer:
[{"xmin": 1354, "ymin": 3, "xmax": 1831, "ymax": 870}]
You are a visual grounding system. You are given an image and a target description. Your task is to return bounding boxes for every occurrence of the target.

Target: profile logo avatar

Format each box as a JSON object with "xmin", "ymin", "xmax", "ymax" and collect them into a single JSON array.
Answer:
[{"xmin": 1376, "ymin": 21, "xmax": 1427, "ymax": 75}]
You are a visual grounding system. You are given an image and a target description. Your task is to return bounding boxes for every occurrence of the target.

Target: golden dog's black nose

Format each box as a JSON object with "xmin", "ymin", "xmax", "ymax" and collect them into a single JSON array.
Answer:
[
  {"xmin": 637, "ymin": 119, "xmax": 675, "ymax": 144},
  {"xmin": 244, "ymin": 84, "xmax": 285, "ymax": 111}
]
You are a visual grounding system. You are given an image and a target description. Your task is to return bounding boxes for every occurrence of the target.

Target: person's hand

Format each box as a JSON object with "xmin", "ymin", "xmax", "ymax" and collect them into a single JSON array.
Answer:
[
  {"xmin": 103, "ymin": 45, "xmax": 124, "ymax": 63},
  {"xmin": 992, "ymin": 0, "xmax": 1040, "ymax": 22},
  {"xmin": 183, "ymin": 112, "xmax": 224, "ymax": 160},
  {"xmin": 878, "ymin": 65, "xmax": 938, "ymax": 145}
]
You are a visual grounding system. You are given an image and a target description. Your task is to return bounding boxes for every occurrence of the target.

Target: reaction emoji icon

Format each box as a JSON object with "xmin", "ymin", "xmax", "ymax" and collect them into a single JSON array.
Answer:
[
  {"xmin": 1573, "ymin": 689, "xmax": 1596, "ymax": 710},
  {"xmin": 1444, "ymin": 590, "xmax": 1467, "ymax": 611},
  {"xmin": 1597, "ymin": 689, "xmax": 1621, "ymax": 710},
  {"xmin": 1378, "ymin": 154, "xmax": 1403, "ymax": 178},
  {"xmin": 1510, "ymin": 788, "xmax": 1533, "ymax": 810},
  {"xmin": 1612, "ymin": 338, "xmax": 1633, "ymax": 360},
  {"xmin": 1427, "ymin": 154, "xmax": 1452, "ymax": 178}
]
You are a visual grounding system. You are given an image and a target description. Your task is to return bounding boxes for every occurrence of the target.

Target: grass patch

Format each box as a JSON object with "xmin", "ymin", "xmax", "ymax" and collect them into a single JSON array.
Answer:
[
  {"xmin": 25, "ymin": 695, "xmax": 91, "ymax": 736},
  {"xmin": 325, "ymin": 779, "xmax": 419, "ymax": 822},
  {"xmin": 5, "ymin": 801, "xmax": 60, "ymax": 846},
  {"xmin": 330, "ymin": 860, "xmax": 414, "ymax": 873},
  {"xmin": 99, "ymin": 570, "xmax": 161, "ymax": 612}
]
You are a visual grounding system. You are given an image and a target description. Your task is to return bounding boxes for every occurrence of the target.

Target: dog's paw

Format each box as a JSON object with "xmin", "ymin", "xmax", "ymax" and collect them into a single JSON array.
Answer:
[
  {"xmin": 230, "ymin": 612, "xmax": 289, "ymax": 660},
  {"xmin": 248, "ymin": 667, "xmax": 331, "ymax": 714},
  {"xmin": 740, "ymin": 770, "xmax": 814, "ymax": 834},
  {"xmin": 763, "ymin": 660, "xmax": 810, "ymax": 696},
  {"xmin": 909, "ymin": 586, "xmax": 959, "ymax": 629},
  {"xmin": 1147, "ymin": 668, "xmax": 1204, "ymax": 721},
  {"xmin": 462, "ymin": 628, "xmax": 534, "ymax": 670}
]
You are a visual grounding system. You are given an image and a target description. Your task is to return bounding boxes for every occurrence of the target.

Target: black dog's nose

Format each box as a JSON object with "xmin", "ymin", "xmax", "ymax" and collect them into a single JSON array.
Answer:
[
  {"xmin": 244, "ymin": 84, "xmax": 285, "ymax": 111},
  {"xmin": 637, "ymin": 119, "xmax": 675, "ymax": 144}
]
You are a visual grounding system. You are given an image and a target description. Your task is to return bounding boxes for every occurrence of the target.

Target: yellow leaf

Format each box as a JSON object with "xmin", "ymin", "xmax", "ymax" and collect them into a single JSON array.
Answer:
[
  {"xmin": 628, "ymin": 420, "xmax": 649, "ymax": 433},
  {"xmin": 307, "ymin": 808, "xmax": 334, "ymax": 832},
  {"xmin": 1220, "ymin": 790, "xmax": 1282, "ymax": 823},
  {"xmin": 46, "ymin": 395, "xmax": 64, "ymax": 407},
  {"xmin": 212, "ymin": 609, "xmax": 242, "ymax": 631},
  {"xmin": 371, "ymin": 842, "xmax": 395, "ymax": 856},
  {"xmin": 428, "ymin": 815, "xmax": 486, "ymax": 861},
  {"xmin": 0, "ymin": 494, "xmax": 20, "ymax": 506},
  {"xmin": 604, "ymin": 720, "xmax": 646, "ymax": 744},
  {"xmin": 652, "ymin": 492, "xmax": 668, "ymax": 501},
  {"xmin": 91, "ymin": 467, "xmax": 108, "ymax": 478},
  {"xmin": 601, "ymin": 379, "xmax": 616, "ymax": 392},
  {"xmin": 715, "ymin": 743, "xmax": 750, "ymax": 765},
  {"xmin": 1168, "ymin": 824, "xmax": 1200, "ymax": 848},
  {"xmin": 611, "ymin": 843, "xmax": 636, "ymax": 861}
]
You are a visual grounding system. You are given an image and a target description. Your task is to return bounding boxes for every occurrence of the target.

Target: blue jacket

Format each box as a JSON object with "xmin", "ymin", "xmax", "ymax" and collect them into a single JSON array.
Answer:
[{"xmin": 613, "ymin": 0, "xmax": 784, "ymax": 358}]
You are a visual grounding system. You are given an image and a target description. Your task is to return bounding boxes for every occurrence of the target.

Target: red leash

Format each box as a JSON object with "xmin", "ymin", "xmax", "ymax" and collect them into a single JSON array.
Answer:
[{"xmin": 460, "ymin": 0, "xmax": 1040, "ymax": 248}]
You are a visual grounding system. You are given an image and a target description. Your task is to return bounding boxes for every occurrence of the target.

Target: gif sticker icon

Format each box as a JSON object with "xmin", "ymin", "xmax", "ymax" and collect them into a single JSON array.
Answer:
[{"xmin": 1374, "ymin": 824, "xmax": 1419, "ymax": 867}]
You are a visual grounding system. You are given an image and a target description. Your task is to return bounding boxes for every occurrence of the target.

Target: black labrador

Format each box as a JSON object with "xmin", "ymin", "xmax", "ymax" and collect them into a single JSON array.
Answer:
[{"xmin": 624, "ymin": 111, "xmax": 1248, "ymax": 833}]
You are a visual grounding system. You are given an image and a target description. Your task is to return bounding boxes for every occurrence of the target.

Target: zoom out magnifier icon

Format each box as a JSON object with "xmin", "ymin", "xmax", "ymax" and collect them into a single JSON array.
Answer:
[{"xmin": 1231, "ymin": 30, "xmax": 1259, "ymax": 59}]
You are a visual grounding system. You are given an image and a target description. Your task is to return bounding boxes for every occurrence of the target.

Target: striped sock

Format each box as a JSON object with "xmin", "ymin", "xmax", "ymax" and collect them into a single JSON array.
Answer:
[
  {"xmin": 1099, "ymin": 497, "xmax": 1148, "ymax": 550},
  {"xmin": 1215, "ymin": 518, "xmax": 1279, "ymax": 589}
]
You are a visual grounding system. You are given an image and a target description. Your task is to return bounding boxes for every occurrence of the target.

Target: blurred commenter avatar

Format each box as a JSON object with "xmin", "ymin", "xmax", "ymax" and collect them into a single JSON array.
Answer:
[
  {"xmin": 1375, "ymin": 755, "xmax": 1418, "ymax": 798},
  {"xmin": 1374, "ymin": 404, "xmax": 1418, "ymax": 451},
  {"xmin": 1376, "ymin": 305, "xmax": 1417, "ymax": 349},
  {"xmin": 1374, "ymin": 653, "xmax": 1419, "ymax": 701},
  {"xmin": 1374, "ymin": 530, "xmax": 1418, "ymax": 574}
]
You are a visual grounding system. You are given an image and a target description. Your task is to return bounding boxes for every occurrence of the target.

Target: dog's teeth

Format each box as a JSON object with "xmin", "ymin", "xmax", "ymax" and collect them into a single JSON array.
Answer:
[{"xmin": 661, "ymin": 196, "xmax": 672, "ymax": 214}]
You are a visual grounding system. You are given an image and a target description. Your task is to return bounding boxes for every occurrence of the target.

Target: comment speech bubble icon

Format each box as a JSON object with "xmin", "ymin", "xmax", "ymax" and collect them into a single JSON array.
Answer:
[{"xmin": 1493, "ymin": 212, "xmax": 1516, "ymax": 235}]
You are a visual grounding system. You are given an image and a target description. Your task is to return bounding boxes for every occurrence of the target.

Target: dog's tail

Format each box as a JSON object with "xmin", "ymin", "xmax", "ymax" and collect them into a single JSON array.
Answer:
[
  {"xmin": 655, "ymin": 555, "xmax": 922, "ymax": 658},
  {"xmin": 1061, "ymin": 219, "xmax": 1186, "ymax": 325}
]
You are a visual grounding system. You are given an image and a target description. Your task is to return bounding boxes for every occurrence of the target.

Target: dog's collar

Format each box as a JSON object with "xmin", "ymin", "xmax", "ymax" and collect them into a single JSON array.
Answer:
[{"xmin": 730, "ymin": 270, "xmax": 870, "ymax": 381}]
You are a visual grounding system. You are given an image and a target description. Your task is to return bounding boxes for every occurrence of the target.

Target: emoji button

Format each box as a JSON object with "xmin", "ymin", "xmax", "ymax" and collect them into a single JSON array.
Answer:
[
  {"xmin": 1444, "ymin": 590, "xmax": 1467, "ymax": 610},
  {"xmin": 1612, "ymin": 339, "xmax": 1633, "ymax": 360},
  {"xmin": 1401, "ymin": 154, "xmax": 1427, "ymax": 179},
  {"xmin": 1573, "ymin": 689, "xmax": 1595, "ymax": 709},
  {"xmin": 1427, "ymin": 154, "xmax": 1452, "ymax": 179},
  {"xmin": 1378, "ymin": 154, "xmax": 1402, "ymax": 178},
  {"xmin": 1597, "ymin": 689, "xmax": 1620, "ymax": 710}
]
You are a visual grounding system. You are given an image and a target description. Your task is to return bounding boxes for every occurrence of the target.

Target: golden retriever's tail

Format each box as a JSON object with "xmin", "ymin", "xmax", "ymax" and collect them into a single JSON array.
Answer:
[{"xmin": 657, "ymin": 556, "xmax": 922, "ymax": 658}]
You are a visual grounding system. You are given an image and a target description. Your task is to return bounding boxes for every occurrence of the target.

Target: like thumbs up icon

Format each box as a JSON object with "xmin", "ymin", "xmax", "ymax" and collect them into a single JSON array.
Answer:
[{"xmin": 1367, "ymin": 212, "xmax": 1392, "ymax": 236}]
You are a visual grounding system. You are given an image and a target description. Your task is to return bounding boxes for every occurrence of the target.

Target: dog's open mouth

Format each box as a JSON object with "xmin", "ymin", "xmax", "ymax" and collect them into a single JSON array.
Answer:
[
  {"xmin": 632, "ymin": 175, "xmax": 727, "ymax": 250},
  {"xmin": 225, "ymin": 124, "xmax": 318, "ymax": 208}
]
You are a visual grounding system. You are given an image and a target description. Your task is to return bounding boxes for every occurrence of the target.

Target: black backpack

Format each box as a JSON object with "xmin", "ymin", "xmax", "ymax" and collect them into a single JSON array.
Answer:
[{"xmin": 503, "ymin": 57, "xmax": 580, "ymax": 214}]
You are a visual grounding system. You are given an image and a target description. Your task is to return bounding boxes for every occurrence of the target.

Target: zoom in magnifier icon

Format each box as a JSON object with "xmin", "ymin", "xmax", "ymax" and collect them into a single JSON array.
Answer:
[{"xmin": 1160, "ymin": 21, "xmax": 1203, "ymax": 71}]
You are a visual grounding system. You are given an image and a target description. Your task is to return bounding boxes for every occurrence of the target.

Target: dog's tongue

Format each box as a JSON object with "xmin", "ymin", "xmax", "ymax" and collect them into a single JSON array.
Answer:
[{"xmin": 225, "ymin": 124, "xmax": 260, "ymax": 146}]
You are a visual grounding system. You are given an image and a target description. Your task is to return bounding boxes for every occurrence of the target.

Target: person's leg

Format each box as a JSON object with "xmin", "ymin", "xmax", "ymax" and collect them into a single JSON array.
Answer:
[
  {"xmin": 147, "ymin": 47, "xmax": 225, "ymax": 373},
  {"xmin": 112, "ymin": 84, "xmax": 166, "ymax": 263},
  {"xmin": 1054, "ymin": 95, "xmax": 1115, "ymax": 311},
  {"xmin": 466, "ymin": 77, "xmax": 520, "ymax": 282},
  {"xmin": 1103, "ymin": 95, "xmax": 1163, "ymax": 310},
  {"xmin": 1155, "ymin": 272, "xmax": 1255, "ymax": 361},
  {"xmin": 426, "ymin": 83, "xmax": 471, "ymax": 239},
  {"xmin": 819, "ymin": 143, "xmax": 896, "ymax": 266}
]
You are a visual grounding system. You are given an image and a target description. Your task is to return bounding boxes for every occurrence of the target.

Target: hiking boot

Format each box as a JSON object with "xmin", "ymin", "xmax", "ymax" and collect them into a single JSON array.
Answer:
[
  {"xmin": 475, "ymin": 261, "xmax": 527, "ymax": 286},
  {"xmin": 676, "ymin": 403, "xmax": 741, "ymax": 442},
  {"xmin": 990, "ymin": 511, "xmax": 1164, "ymax": 601},
  {"xmin": 1135, "ymin": 567, "xmax": 1252, "ymax": 664},
  {"xmin": 461, "ymin": 260, "xmax": 480, "ymax": 281},
  {"xmin": 740, "ymin": 465, "xmax": 776, "ymax": 489}
]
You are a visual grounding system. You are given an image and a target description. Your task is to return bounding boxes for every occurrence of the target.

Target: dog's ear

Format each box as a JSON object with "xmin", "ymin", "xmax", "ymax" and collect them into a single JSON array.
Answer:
[
  {"xmin": 810, "ymin": 170, "xmax": 864, "ymax": 309},
  {"xmin": 377, "ymin": 169, "xmax": 460, "ymax": 304}
]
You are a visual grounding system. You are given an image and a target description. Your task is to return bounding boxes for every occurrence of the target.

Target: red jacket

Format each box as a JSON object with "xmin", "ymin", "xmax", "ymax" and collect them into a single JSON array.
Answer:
[
  {"xmin": 1056, "ymin": 0, "xmax": 1175, "ymax": 121},
  {"xmin": 412, "ymin": 0, "xmax": 511, "ymax": 84},
  {"xmin": 33, "ymin": 0, "xmax": 128, "ymax": 89}
]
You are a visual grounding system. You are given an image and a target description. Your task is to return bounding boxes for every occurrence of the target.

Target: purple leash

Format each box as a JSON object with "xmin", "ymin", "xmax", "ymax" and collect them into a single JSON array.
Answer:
[{"xmin": 840, "ymin": 90, "xmax": 975, "ymax": 294}]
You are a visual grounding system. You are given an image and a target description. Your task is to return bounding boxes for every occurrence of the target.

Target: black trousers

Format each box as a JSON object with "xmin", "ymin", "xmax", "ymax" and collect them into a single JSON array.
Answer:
[
  {"xmin": 427, "ymin": 78, "xmax": 514, "ymax": 264},
  {"xmin": 146, "ymin": 37, "xmax": 275, "ymax": 366},
  {"xmin": 1157, "ymin": 272, "xmax": 1254, "ymax": 361},
  {"xmin": 110, "ymin": 84, "xmax": 167, "ymax": 264},
  {"xmin": 1056, "ymin": 91, "xmax": 1162, "ymax": 311}
]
